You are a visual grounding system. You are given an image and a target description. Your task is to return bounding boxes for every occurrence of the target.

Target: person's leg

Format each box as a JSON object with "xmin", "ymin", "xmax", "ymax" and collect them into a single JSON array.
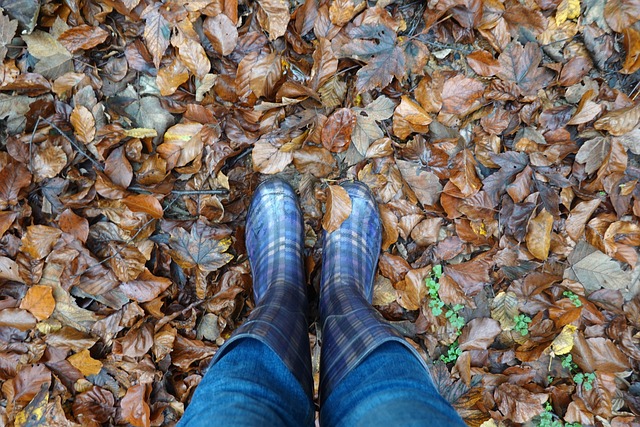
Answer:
[
  {"xmin": 321, "ymin": 342, "xmax": 465, "ymax": 427},
  {"xmin": 319, "ymin": 181, "xmax": 464, "ymax": 426},
  {"xmin": 179, "ymin": 179, "xmax": 314, "ymax": 426},
  {"xmin": 178, "ymin": 339, "xmax": 314, "ymax": 427}
]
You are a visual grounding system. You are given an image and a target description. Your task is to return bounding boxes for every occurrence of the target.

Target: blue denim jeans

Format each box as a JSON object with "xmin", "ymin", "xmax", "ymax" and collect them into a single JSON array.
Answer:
[{"xmin": 179, "ymin": 339, "xmax": 465, "ymax": 427}]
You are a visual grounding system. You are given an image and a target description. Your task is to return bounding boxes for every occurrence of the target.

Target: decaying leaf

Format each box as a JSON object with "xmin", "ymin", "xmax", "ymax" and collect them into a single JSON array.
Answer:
[{"xmin": 491, "ymin": 291, "xmax": 519, "ymax": 331}]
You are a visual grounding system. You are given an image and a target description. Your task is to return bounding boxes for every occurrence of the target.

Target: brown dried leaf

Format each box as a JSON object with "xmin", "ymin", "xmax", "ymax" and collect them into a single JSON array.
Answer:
[
  {"xmin": 526, "ymin": 208, "xmax": 553, "ymax": 260},
  {"xmin": 21, "ymin": 225, "xmax": 62, "ymax": 260},
  {"xmin": 72, "ymin": 386, "xmax": 116, "ymax": 426},
  {"xmin": 67, "ymin": 349, "xmax": 102, "ymax": 377},
  {"xmin": 322, "ymin": 108, "xmax": 356, "ymax": 153},
  {"xmin": 105, "ymin": 242, "xmax": 146, "ymax": 282},
  {"xmin": 396, "ymin": 159, "xmax": 442, "ymax": 206},
  {"xmin": 292, "ymin": 145, "xmax": 336, "ymax": 177},
  {"xmin": 0, "ymin": 161, "xmax": 31, "ymax": 208},
  {"xmin": 392, "ymin": 96, "xmax": 431, "ymax": 140},
  {"xmin": 594, "ymin": 104, "xmax": 640, "ymax": 136},
  {"xmin": 441, "ymin": 75, "xmax": 485, "ymax": 116},
  {"xmin": 565, "ymin": 198, "xmax": 601, "ymax": 242},
  {"xmin": 142, "ymin": 5, "xmax": 171, "ymax": 68},
  {"xmin": 19, "ymin": 285, "xmax": 55, "ymax": 321},
  {"xmin": 466, "ymin": 50, "xmax": 501, "ymax": 77},
  {"xmin": 123, "ymin": 194, "xmax": 163, "ymax": 219},
  {"xmin": 575, "ymin": 136, "xmax": 610, "ymax": 174},
  {"xmin": 494, "ymin": 383, "xmax": 547, "ymax": 423},
  {"xmin": 156, "ymin": 58, "xmax": 189, "ymax": 96},
  {"xmin": 104, "ymin": 146, "xmax": 133, "ymax": 189},
  {"xmin": 172, "ymin": 20, "xmax": 211, "ymax": 79},
  {"xmin": 252, "ymin": 140, "xmax": 293, "ymax": 174},
  {"xmin": 120, "ymin": 269, "xmax": 172, "ymax": 303},
  {"xmin": 256, "ymin": 0, "xmax": 290, "ymax": 40},
  {"xmin": 121, "ymin": 384, "xmax": 150, "ymax": 427},
  {"xmin": 621, "ymin": 26, "xmax": 640, "ymax": 74},
  {"xmin": 70, "ymin": 105, "xmax": 96, "ymax": 144},
  {"xmin": 58, "ymin": 25, "xmax": 109, "ymax": 53},
  {"xmin": 322, "ymin": 185, "xmax": 352, "ymax": 233},
  {"xmin": 0, "ymin": 308, "xmax": 36, "ymax": 330},
  {"xmin": 458, "ymin": 317, "xmax": 501, "ymax": 351},
  {"xmin": 329, "ymin": 0, "xmax": 366, "ymax": 26},
  {"xmin": 450, "ymin": 149, "xmax": 482, "ymax": 197},
  {"xmin": 203, "ymin": 14, "xmax": 238, "ymax": 56},
  {"xmin": 604, "ymin": 0, "xmax": 640, "ymax": 33}
]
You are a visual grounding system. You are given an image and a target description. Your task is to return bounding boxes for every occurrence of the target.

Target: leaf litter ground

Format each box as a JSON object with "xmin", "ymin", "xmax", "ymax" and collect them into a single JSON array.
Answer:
[{"xmin": 0, "ymin": 0, "xmax": 640, "ymax": 425}]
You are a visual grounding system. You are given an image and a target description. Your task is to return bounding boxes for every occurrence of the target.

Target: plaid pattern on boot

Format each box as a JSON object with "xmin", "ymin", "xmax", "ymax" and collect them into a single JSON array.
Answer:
[
  {"xmin": 211, "ymin": 178, "xmax": 313, "ymax": 397},
  {"xmin": 319, "ymin": 181, "xmax": 429, "ymax": 399}
]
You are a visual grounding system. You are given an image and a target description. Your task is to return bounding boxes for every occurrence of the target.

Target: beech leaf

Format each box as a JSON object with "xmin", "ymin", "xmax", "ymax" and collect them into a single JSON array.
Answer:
[{"xmin": 322, "ymin": 185, "xmax": 352, "ymax": 233}]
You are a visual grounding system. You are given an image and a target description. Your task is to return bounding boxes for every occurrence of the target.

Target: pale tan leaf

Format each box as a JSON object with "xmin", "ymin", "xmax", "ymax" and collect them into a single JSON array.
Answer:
[
  {"xmin": 594, "ymin": 104, "xmax": 640, "ymax": 136},
  {"xmin": 252, "ymin": 140, "xmax": 293, "ymax": 174},
  {"xmin": 256, "ymin": 0, "xmax": 290, "ymax": 40}
]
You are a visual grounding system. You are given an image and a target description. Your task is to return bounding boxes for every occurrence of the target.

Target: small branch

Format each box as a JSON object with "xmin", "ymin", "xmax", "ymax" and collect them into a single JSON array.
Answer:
[
  {"xmin": 171, "ymin": 189, "xmax": 229, "ymax": 195},
  {"xmin": 40, "ymin": 117, "xmax": 104, "ymax": 172}
]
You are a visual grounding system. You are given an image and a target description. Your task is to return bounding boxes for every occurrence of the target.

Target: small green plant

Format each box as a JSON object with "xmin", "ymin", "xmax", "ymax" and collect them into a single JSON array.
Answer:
[
  {"xmin": 439, "ymin": 341, "xmax": 462, "ymax": 363},
  {"xmin": 562, "ymin": 291, "xmax": 582, "ymax": 307},
  {"xmin": 426, "ymin": 266, "xmax": 465, "ymax": 334},
  {"xmin": 445, "ymin": 304, "xmax": 465, "ymax": 333},
  {"xmin": 538, "ymin": 403, "xmax": 582, "ymax": 427},
  {"xmin": 514, "ymin": 314, "xmax": 532, "ymax": 336},
  {"xmin": 561, "ymin": 355, "xmax": 596, "ymax": 391},
  {"xmin": 573, "ymin": 372, "xmax": 596, "ymax": 391}
]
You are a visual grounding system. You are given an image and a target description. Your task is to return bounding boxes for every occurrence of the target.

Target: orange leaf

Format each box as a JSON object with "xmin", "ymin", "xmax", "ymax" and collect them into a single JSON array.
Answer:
[
  {"xmin": 67, "ymin": 349, "xmax": 103, "ymax": 377},
  {"xmin": 123, "ymin": 194, "xmax": 164, "ymax": 219},
  {"xmin": 392, "ymin": 96, "xmax": 431, "ymax": 140},
  {"xmin": 19, "ymin": 285, "xmax": 55, "ymax": 321},
  {"xmin": 58, "ymin": 25, "xmax": 109, "ymax": 53},
  {"xmin": 21, "ymin": 225, "xmax": 62, "ymax": 260},
  {"xmin": 121, "ymin": 384, "xmax": 150, "ymax": 427},
  {"xmin": 59, "ymin": 209, "xmax": 89, "ymax": 243},
  {"xmin": 203, "ymin": 14, "xmax": 238, "ymax": 56}
]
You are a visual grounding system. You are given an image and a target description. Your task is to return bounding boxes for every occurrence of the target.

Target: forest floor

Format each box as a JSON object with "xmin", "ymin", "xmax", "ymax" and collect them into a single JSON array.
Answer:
[{"xmin": 0, "ymin": 0, "xmax": 640, "ymax": 425}]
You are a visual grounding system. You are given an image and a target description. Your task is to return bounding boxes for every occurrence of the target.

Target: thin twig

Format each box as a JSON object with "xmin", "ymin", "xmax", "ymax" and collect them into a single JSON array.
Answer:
[
  {"xmin": 171, "ymin": 189, "xmax": 229, "ymax": 195},
  {"xmin": 40, "ymin": 117, "xmax": 104, "ymax": 172}
]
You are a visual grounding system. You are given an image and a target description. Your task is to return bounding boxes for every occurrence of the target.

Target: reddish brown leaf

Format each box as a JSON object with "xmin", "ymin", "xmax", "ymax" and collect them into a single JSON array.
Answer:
[
  {"xmin": 0, "ymin": 161, "xmax": 31, "ymax": 208},
  {"xmin": 441, "ymin": 75, "xmax": 485, "ymax": 116},
  {"xmin": 104, "ymin": 146, "xmax": 133, "ymax": 189},
  {"xmin": 121, "ymin": 384, "xmax": 150, "ymax": 427},
  {"xmin": 322, "ymin": 108, "xmax": 356, "ymax": 153},
  {"xmin": 466, "ymin": 50, "xmax": 501, "ymax": 77},
  {"xmin": 21, "ymin": 225, "xmax": 62, "ymax": 260},
  {"xmin": 526, "ymin": 208, "xmax": 554, "ymax": 260},
  {"xmin": 458, "ymin": 317, "xmax": 501, "ymax": 351},
  {"xmin": 120, "ymin": 269, "xmax": 172, "ymax": 303},
  {"xmin": 392, "ymin": 96, "xmax": 432, "ymax": 140},
  {"xmin": 58, "ymin": 25, "xmax": 109, "ymax": 53},
  {"xmin": 450, "ymin": 149, "xmax": 482, "ymax": 197},
  {"xmin": 58, "ymin": 208, "xmax": 89, "ymax": 243},
  {"xmin": 604, "ymin": 0, "xmax": 640, "ymax": 33},
  {"xmin": 73, "ymin": 386, "xmax": 116, "ymax": 426}
]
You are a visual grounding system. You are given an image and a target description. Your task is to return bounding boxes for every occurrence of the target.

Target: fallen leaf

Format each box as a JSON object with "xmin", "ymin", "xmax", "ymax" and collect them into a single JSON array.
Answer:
[
  {"xmin": 491, "ymin": 291, "xmax": 519, "ymax": 331},
  {"xmin": 396, "ymin": 159, "xmax": 442, "ymax": 206},
  {"xmin": 203, "ymin": 14, "xmax": 238, "ymax": 56},
  {"xmin": 19, "ymin": 285, "xmax": 55, "ymax": 321},
  {"xmin": 67, "ymin": 349, "xmax": 103, "ymax": 377},
  {"xmin": 70, "ymin": 104, "xmax": 96, "ymax": 144},
  {"xmin": 549, "ymin": 324, "xmax": 577, "ymax": 356},
  {"xmin": 322, "ymin": 185, "xmax": 352, "ymax": 233},
  {"xmin": 564, "ymin": 243, "xmax": 631, "ymax": 293},
  {"xmin": 526, "ymin": 208, "xmax": 554, "ymax": 260},
  {"xmin": 322, "ymin": 108, "xmax": 356, "ymax": 153},
  {"xmin": 466, "ymin": 50, "xmax": 501, "ymax": 77},
  {"xmin": 21, "ymin": 225, "xmax": 62, "ymax": 260},
  {"xmin": 0, "ymin": 161, "xmax": 31, "ymax": 208},
  {"xmin": 256, "ymin": 0, "xmax": 290, "ymax": 40},
  {"xmin": 441, "ymin": 74, "xmax": 485, "ymax": 116},
  {"xmin": 58, "ymin": 25, "xmax": 109, "ymax": 53},
  {"xmin": 494, "ymin": 383, "xmax": 547, "ymax": 423},
  {"xmin": 604, "ymin": 0, "xmax": 640, "ymax": 33},
  {"xmin": 459, "ymin": 317, "xmax": 501, "ymax": 351},
  {"xmin": 120, "ymin": 384, "xmax": 150, "ymax": 427},
  {"xmin": 556, "ymin": 0, "xmax": 581, "ymax": 25},
  {"xmin": 119, "ymin": 269, "xmax": 172, "ymax": 303},
  {"xmin": 156, "ymin": 58, "xmax": 189, "ymax": 96},
  {"xmin": 392, "ymin": 96, "xmax": 432, "ymax": 140},
  {"xmin": 141, "ymin": 5, "xmax": 171, "ymax": 68},
  {"xmin": 123, "ymin": 194, "xmax": 163, "ymax": 219},
  {"xmin": 594, "ymin": 104, "xmax": 640, "ymax": 136}
]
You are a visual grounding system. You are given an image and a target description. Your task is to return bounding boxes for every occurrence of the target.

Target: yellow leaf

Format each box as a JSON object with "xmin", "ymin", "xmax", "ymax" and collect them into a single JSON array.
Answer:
[
  {"xmin": 555, "ymin": 0, "xmax": 580, "ymax": 26},
  {"xmin": 15, "ymin": 386, "xmax": 48, "ymax": 427},
  {"xmin": 124, "ymin": 128, "xmax": 158, "ymax": 139},
  {"xmin": 491, "ymin": 291, "xmax": 519, "ymax": 331},
  {"xmin": 550, "ymin": 324, "xmax": 577, "ymax": 356},
  {"xmin": 68, "ymin": 349, "xmax": 103, "ymax": 376}
]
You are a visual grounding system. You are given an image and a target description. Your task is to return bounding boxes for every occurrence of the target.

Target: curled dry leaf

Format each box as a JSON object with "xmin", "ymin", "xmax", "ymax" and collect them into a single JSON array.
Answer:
[
  {"xmin": 120, "ymin": 269, "xmax": 172, "ymax": 303},
  {"xmin": 322, "ymin": 108, "xmax": 356, "ymax": 153},
  {"xmin": 594, "ymin": 104, "xmax": 640, "ymax": 136},
  {"xmin": 123, "ymin": 194, "xmax": 163, "ymax": 219},
  {"xmin": 322, "ymin": 185, "xmax": 352, "ymax": 233},
  {"xmin": 466, "ymin": 50, "xmax": 501, "ymax": 77},
  {"xmin": 392, "ymin": 96, "xmax": 431, "ymax": 140}
]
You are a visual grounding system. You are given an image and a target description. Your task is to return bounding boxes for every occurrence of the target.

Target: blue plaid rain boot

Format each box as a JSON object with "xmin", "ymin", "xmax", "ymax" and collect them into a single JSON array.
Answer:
[
  {"xmin": 319, "ymin": 181, "xmax": 429, "ymax": 399},
  {"xmin": 210, "ymin": 178, "xmax": 313, "ymax": 397}
]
